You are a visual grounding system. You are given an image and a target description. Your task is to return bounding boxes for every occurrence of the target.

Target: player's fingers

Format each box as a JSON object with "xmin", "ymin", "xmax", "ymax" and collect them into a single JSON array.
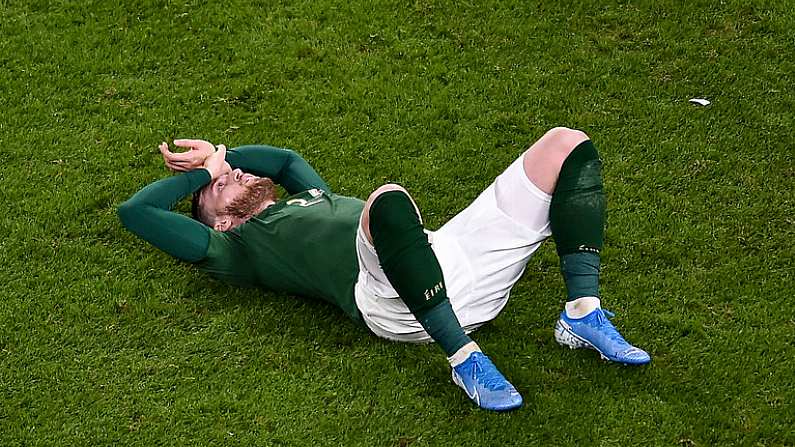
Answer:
[
  {"xmin": 158, "ymin": 141, "xmax": 172, "ymax": 156},
  {"xmin": 166, "ymin": 160, "xmax": 188, "ymax": 172},
  {"xmin": 159, "ymin": 142, "xmax": 194, "ymax": 162},
  {"xmin": 160, "ymin": 144, "xmax": 195, "ymax": 161},
  {"xmin": 173, "ymin": 138, "xmax": 210, "ymax": 149},
  {"xmin": 164, "ymin": 150, "xmax": 195, "ymax": 161},
  {"xmin": 168, "ymin": 157, "xmax": 194, "ymax": 167},
  {"xmin": 173, "ymin": 138, "xmax": 194, "ymax": 147}
]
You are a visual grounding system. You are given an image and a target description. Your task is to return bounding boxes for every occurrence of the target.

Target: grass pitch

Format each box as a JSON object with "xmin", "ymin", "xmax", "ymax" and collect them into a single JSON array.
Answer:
[{"xmin": 1, "ymin": 0, "xmax": 792, "ymax": 445}]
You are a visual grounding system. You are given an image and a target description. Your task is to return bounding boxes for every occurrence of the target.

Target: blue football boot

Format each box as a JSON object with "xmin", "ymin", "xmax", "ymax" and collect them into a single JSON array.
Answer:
[
  {"xmin": 451, "ymin": 351, "xmax": 523, "ymax": 411},
  {"xmin": 554, "ymin": 308, "xmax": 651, "ymax": 365}
]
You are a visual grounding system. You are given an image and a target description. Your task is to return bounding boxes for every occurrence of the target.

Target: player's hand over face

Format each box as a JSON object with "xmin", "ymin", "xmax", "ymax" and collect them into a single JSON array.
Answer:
[
  {"xmin": 202, "ymin": 144, "xmax": 231, "ymax": 180},
  {"xmin": 159, "ymin": 139, "xmax": 218, "ymax": 172}
]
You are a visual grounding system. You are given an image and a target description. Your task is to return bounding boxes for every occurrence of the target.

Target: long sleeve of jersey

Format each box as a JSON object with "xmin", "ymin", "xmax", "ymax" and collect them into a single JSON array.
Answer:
[
  {"xmin": 224, "ymin": 145, "xmax": 331, "ymax": 194},
  {"xmin": 119, "ymin": 147, "xmax": 329, "ymax": 264},
  {"xmin": 118, "ymin": 169, "xmax": 213, "ymax": 263}
]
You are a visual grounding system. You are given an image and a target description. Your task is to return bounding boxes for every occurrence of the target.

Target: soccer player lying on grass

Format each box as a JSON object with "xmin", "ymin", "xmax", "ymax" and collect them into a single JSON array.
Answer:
[{"xmin": 118, "ymin": 127, "xmax": 650, "ymax": 412}]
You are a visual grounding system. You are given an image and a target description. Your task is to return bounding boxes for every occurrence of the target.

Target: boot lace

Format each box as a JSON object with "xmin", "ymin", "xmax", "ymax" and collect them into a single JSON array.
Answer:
[{"xmin": 593, "ymin": 309, "xmax": 629, "ymax": 345}]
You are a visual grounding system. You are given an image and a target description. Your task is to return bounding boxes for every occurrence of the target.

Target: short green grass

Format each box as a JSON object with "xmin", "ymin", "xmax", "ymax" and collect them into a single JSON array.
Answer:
[{"xmin": 1, "ymin": 0, "xmax": 793, "ymax": 445}]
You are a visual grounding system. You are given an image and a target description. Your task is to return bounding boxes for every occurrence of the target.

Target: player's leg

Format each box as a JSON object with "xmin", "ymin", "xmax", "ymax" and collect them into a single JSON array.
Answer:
[
  {"xmin": 362, "ymin": 184, "xmax": 472, "ymax": 357},
  {"xmin": 363, "ymin": 184, "xmax": 522, "ymax": 411},
  {"xmin": 521, "ymin": 127, "xmax": 650, "ymax": 365}
]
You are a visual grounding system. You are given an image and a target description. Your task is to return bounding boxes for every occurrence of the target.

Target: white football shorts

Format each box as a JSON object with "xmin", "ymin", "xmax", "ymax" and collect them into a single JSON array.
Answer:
[{"xmin": 354, "ymin": 153, "xmax": 553, "ymax": 343}]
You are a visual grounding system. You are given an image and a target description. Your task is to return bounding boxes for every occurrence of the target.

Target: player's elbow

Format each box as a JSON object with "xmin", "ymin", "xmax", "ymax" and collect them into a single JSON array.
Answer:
[
  {"xmin": 282, "ymin": 148, "xmax": 300, "ymax": 164},
  {"xmin": 117, "ymin": 200, "xmax": 139, "ymax": 232}
]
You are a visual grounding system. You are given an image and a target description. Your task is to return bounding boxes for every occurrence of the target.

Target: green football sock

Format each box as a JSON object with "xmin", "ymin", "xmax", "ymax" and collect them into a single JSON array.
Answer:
[
  {"xmin": 369, "ymin": 191, "xmax": 472, "ymax": 356},
  {"xmin": 560, "ymin": 252, "xmax": 600, "ymax": 301},
  {"xmin": 550, "ymin": 140, "xmax": 605, "ymax": 301}
]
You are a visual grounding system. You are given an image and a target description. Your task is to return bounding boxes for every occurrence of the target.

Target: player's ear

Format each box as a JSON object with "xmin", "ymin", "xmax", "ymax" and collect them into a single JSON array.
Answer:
[{"xmin": 213, "ymin": 217, "xmax": 232, "ymax": 232}]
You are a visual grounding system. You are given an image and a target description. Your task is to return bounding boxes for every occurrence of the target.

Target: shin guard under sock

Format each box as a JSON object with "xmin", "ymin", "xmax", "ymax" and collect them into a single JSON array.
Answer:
[
  {"xmin": 369, "ymin": 191, "xmax": 472, "ymax": 356},
  {"xmin": 550, "ymin": 140, "xmax": 605, "ymax": 301}
]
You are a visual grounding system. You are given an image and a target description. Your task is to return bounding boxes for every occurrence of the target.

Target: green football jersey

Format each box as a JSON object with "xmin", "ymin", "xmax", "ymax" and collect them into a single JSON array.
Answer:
[
  {"xmin": 198, "ymin": 188, "xmax": 365, "ymax": 322},
  {"xmin": 118, "ymin": 145, "xmax": 366, "ymax": 322}
]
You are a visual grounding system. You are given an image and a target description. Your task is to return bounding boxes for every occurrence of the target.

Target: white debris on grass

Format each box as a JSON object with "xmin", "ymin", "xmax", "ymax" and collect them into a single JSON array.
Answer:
[{"xmin": 689, "ymin": 98, "xmax": 711, "ymax": 106}]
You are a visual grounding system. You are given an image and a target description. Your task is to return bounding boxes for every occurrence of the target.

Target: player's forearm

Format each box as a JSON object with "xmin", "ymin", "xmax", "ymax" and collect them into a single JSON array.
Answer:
[
  {"xmin": 225, "ymin": 145, "xmax": 331, "ymax": 194},
  {"xmin": 118, "ymin": 169, "xmax": 212, "ymax": 263}
]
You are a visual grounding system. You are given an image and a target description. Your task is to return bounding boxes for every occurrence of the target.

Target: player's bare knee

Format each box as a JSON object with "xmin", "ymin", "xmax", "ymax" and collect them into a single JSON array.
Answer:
[
  {"xmin": 366, "ymin": 183, "xmax": 409, "ymax": 205},
  {"xmin": 525, "ymin": 127, "xmax": 590, "ymax": 164},
  {"xmin": 520, "ymin": 127, "xmax": 593, "ymax": 193},
  {"xmin": 545, "ymin": 127, "xmax": 589, "ymax": 153}
]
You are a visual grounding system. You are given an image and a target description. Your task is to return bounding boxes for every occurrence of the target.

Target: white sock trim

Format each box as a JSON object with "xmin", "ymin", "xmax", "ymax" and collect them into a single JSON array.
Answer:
[
  {"xmin": 565, "ymin": 296, "xmax": 601, "ymax": 319},
  {"xmin": 448, "ymin": 341, "xmax": 481, "ymax": 367}
]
